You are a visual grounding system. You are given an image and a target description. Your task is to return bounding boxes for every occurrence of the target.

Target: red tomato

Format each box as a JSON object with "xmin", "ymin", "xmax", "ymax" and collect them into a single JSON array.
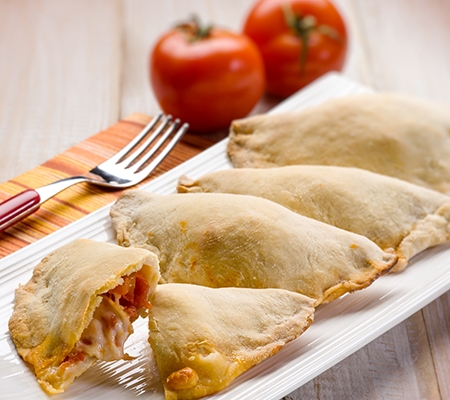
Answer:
[
  {"xmin": 150, "ymin": 19, "xmax": 265, "ymax": 133},
  {"xmin": 243, "ymin": 0, "xmax": 348, "ymax": 98}
]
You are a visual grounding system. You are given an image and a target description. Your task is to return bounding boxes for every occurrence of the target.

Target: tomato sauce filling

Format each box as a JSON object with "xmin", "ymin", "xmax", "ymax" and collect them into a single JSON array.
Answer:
[
  {"xmin": 60, "ymin": 270, "xmax": 151, "ymax": 370},
  {"xmin": 107, "ymin": 270, "xmax": 152, "ymax": 322}
]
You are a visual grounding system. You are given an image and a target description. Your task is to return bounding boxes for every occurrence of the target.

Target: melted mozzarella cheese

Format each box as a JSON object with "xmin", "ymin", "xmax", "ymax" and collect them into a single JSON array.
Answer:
[
  {"xmin": 53, "ymin": 271, "xmax": 150, "ymax": 388},
  {"xmin": 73, "ymin": 295, "xmax": 133, "ymax": 361}
]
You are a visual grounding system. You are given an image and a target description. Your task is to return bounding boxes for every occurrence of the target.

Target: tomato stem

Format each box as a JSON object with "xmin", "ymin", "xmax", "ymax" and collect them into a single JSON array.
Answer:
[
  {"xmin": 282, "ymin": 3, "xmax": 341, "ymax": 74},
  {"xmin": 176, "ymin": 15, "xmax": 212, "ymax": 43}
]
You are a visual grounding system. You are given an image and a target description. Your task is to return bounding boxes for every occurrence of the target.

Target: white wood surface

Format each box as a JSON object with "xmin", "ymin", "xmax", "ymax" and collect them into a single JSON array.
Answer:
[{"xmin": 0, "ymin": 0, "xmax": 449, "ymax": 399}]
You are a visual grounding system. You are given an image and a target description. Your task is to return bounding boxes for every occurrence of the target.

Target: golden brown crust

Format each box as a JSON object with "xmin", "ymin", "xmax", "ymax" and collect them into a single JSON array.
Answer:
[
  {"xmin": 166, "ymin": 367, "xmax": 199, "ymax": 391},
  {"xmin": 148, "ymin": 284, "xmax": 315, "ymax": 400},
  {"xmin": 177, "ymin": 165, "xmax": 450, "ymax": 272},
  {"xmin": 110, "ymin": 191, "xmax": 398, "ymax": 305},
  {"xmin": 227, "ymin": 93, "xmax": 450, "ymax": 193},
  {"xmin": 8, "ymin": 238, "xmax": 160, "ymax": 394}
]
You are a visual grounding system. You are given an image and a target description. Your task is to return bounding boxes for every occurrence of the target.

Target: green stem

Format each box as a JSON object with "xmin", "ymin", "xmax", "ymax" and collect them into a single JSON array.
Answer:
[
  {"xmin": 176, "ymin": 15, "xmax": 212, "ymax": 43},
  {"xmin": 282, "ymin": 3, "xmax": 341, "ymax": 74}
]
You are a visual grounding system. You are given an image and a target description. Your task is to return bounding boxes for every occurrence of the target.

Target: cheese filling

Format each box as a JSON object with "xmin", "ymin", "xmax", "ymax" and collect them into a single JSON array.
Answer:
[
  {"xmin": 55, "ymin": 271, "xmax": 151, "ymax": 383},
  {"xmin": 72, "ymin": 295, "xmax": 133, "ymax": 361}
]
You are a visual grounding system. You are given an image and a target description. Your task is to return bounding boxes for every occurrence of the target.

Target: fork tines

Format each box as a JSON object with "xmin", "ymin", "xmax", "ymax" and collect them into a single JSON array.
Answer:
[{"xmin": 112, "ymin": 113, "xmax": 189, "ymax": 176}]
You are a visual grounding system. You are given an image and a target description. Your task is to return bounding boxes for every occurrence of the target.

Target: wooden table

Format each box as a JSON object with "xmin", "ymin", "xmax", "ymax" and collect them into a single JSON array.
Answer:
[{"xmin": 1, "ymin": 1, "xmax": 449, "ymax": 399}]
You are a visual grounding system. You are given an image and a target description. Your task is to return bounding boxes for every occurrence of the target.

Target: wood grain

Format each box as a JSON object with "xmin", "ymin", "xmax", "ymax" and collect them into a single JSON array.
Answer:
[
  {"xmin": 288, "ymin": 310, "xmax": 440, "ymax": 400},
  {"xmin": 423, "ymin": 292, "xmax": 450, "ymax": 400},
  {"xmin": 0, "ymin": 0, "xmax": 123, "ymax": 180}
]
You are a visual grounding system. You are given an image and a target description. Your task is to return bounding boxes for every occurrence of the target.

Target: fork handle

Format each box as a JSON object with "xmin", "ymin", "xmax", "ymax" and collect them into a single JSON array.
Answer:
[{"xmin": 0, "ymin": 189, "xmax": 41, "ymax": 232}]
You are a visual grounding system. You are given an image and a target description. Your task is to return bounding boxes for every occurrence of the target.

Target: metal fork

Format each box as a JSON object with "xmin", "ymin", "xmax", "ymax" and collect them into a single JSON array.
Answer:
[{"xmin": 0, "ymin": 114, "xmax": 188, "ymax": 232}]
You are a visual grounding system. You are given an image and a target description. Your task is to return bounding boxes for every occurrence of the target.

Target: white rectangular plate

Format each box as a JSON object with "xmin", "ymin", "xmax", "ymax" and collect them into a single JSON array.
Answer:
[{"xmin": 2, "ymin": 72, "xmax": 450, "ymax": 399}]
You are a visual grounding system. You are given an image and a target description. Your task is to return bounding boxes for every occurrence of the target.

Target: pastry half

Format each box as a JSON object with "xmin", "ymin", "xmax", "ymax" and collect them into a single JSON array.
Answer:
[
  {"xmin": 227, "ymin": 93, "xmax": 450, "ymax": 193},
  {"xmin": 178, "ymin": 165, "xmax": 450, "ymax": 271},
  {"xmin": 110, "ymin": 191, "xmax": 398, "ymax": 304},
  {"xmin": 148, "ymin": 283, "xmax": 315, "ymax": 400},
  {"xmin": 8, "ymin": 238, "xmax": 160, "ymax": 394}
]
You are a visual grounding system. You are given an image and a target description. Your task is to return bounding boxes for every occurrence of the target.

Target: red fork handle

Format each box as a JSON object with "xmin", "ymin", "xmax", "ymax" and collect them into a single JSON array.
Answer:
[{"xmin": 0, "ymin": 189, "xmax": 41, "ymax": 232}]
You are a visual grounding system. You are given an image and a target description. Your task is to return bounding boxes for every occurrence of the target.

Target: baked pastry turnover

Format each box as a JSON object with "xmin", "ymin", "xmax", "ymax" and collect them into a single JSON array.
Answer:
[
  {"xmin": 178, "ymin": 165, "xmax": 450, "ymax": 271},
  {"xmin": 8, "ymin": 238, "xmax": 160, "ymax": 394},
  {"xmin": 110, "ymin": 191, "xmax": 398, "ymax": 304},
  {"xmin": 227, "ymin": 93, "xmax": 450, "ymax": 193},
  {"xmin": 148, "ymin": 283, "xmax": 315, "ymax": 400}
]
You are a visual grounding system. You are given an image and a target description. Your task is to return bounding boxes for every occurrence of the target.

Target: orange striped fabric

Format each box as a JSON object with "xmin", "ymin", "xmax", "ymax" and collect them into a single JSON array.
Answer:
[{"xmin": 0, "ymin": 113, "xmax": 216, "ymax": 258}]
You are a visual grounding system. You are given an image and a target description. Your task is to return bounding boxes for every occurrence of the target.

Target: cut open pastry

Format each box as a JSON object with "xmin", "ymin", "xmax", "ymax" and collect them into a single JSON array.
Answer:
[
  {"xmin": 148, "ymin": 283, "xmax": 315, "ymax": 400},
  {"xmin": 110, "ymin": 191, "xmax": 398, "ymax": 305},
  {"xmin": 178, "ymin": 165, "xmax": 450, "ymax": 271},
  {"xmin": 8, "ymin": 238, "xmax": 160, "ymax": 394},
  {"xmin": 227, "ymin": 93, "xmax": 450, "ymax": 193}
]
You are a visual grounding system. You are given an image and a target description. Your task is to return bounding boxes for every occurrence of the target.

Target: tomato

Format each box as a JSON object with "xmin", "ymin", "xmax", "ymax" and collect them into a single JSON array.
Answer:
[
  {"xmin": 150, "ymin": 19, "xmax": 265, "ymax": 133},
  {"xmin": 243, "ymin": 0, "xmax": 348, "ymax": 98}
]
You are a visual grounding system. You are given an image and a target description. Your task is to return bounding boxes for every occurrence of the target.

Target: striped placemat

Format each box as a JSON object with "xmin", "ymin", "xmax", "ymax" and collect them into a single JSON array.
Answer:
[{"xmin": 0, "ymin": 113, "xmax": 217, "ymax": 258}]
